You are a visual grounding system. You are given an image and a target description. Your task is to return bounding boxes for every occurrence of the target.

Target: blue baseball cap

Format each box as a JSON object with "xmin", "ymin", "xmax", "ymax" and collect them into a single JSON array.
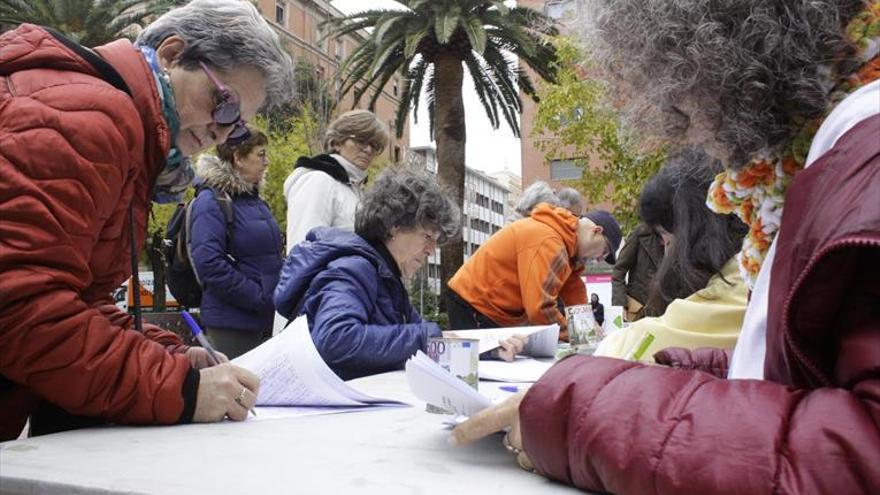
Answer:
[{"xmin": 584, "ymin": 210, "xmax": 622, "ymax": 264}]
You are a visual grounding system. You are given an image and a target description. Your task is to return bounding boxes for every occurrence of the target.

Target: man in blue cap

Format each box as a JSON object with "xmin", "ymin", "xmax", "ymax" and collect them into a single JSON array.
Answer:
[{"xmin": 447, "ymin": 203, "xmax": 622, "ymax": 341}]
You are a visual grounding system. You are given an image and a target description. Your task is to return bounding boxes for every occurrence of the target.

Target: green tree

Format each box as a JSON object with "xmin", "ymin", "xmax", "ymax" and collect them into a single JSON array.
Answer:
[
  {"xmin": 252, "ymin": 110, "xmax": 319, "ymax": 235},
  {"xmin": 260, "ymin": 58, "xmax": 334, "ymax": 150},
  {"xmin": 0, "ymin": 0, "xmax": 183, "ymax": 47},
  {"xmin": 532, "ymin": 37, "xmax": 667, "ymax": 232},
  {"xmin": 327, "ymin": 0, "xmax": 558, "ymax": 294}
]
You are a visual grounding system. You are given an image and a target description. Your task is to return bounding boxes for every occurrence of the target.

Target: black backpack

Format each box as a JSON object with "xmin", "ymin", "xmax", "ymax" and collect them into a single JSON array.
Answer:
[{"xmin": 164, "ymin": 186, "xmax": 235, "ymax": 308}]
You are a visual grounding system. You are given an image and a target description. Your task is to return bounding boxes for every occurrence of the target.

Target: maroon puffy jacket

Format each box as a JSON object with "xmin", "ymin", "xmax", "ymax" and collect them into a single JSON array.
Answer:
[
  {"xmin": 520, "ymin": 115, "xmax": 880, "ymax": 494},
  {"xmin": 0, "ymin": 25, "xmax": 197, "ymax": 440}
]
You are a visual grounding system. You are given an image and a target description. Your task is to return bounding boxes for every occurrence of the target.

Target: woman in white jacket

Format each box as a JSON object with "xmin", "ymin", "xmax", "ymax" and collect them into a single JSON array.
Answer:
[{"xmin": 283, "ymin": 110, "xmax": 389, "ymax": 253}]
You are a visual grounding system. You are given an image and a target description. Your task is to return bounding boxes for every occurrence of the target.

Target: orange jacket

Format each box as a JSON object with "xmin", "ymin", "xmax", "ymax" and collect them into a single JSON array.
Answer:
[
  {"xmin": 448, "ymin": 203, "xmax": 587, "ymax": 340},
  {"xmin": 0, "ymin": 25, "xmax": 196, "ymax": 440}
]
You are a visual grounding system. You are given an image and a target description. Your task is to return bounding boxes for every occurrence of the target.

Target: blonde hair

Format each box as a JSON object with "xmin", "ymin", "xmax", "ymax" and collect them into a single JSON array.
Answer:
[{"xmin": 323, "ymin": 109, "xmax": 389, "ymax": 154}]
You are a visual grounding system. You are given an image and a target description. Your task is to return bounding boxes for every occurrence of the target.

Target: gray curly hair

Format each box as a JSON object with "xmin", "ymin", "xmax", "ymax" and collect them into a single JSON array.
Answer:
[
  {"xmin": 577, "ymin": 0, "xmax": 864, "ymax": 168},
  {"xmin": 356, "ymin": 168, "xmax": 461, "ymax": 244},
  {"xmin": 514, "ymin": 180, "xmax": 560, "ymax": 218},
  {"xmin": 137, "ymin": 0, "xmax": 295, "ymax": 108},
  {"xmin": 556, "ymin": 187, "xmax": 584, "ymax": 215}
]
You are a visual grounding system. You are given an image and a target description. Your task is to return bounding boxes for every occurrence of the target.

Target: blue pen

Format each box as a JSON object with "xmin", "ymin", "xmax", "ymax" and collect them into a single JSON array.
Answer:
[
  {"xmin": 499, "ymin": 385, "xmax": 519, "ymax": 393},
  {"xmin": 182, "ymin": 311, "xmax": 221, "ymax": 366},
  {"xmin": 181, "ymin": 311, "xmax": 256, "ymax": 417}
]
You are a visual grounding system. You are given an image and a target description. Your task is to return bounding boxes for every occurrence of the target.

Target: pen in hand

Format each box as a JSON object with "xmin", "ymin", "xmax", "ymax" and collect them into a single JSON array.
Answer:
[
  {"xmin": 181, "ymin": 311, "xmax": 256, "ymax": 417},
  {"xmin": 182, "ymin": 311, "xmax": 221, "ymax": 366}
]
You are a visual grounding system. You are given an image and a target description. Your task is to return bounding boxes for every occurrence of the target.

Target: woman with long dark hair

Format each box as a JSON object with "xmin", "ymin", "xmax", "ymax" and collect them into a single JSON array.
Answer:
[{"xmin": 595, "ymin": 148, "xmax": 748, "ymax": 360}]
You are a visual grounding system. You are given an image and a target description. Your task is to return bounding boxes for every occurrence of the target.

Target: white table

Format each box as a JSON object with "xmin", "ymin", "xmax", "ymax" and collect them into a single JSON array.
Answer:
[{"xmin": 0, "ymin": 372, "xmax": 581, "ymax": 494}]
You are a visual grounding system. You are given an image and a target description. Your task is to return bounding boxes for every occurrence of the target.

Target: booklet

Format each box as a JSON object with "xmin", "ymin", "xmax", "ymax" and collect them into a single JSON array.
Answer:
[
  {"xmin": 442, "ymin": 324, "xmax": 560, "ymax": 357},
  {"xmin": 231, "ymin": 315, "xmax": 405, "ymax": 409},
  {"xmin": 405, "ymin": 351, "xmax": 492, "ymax": 417}
]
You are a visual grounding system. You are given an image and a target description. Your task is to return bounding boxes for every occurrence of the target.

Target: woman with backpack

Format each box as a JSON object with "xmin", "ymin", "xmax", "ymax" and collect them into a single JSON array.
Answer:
[{"xmin": 190, "ymin": 128, "xmax": 283, "ymax": 359}]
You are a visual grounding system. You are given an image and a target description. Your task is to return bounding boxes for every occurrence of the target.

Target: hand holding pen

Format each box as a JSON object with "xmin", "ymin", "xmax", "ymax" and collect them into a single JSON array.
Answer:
[{"xmin": 182, "ymin": 311, "xmax": 258, "ymax": 420}]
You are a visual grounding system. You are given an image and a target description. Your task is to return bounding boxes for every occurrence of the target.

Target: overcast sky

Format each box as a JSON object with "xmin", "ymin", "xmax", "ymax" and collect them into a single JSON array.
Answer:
[{"xmin": 330, "ymin": 0, "xmax": 522, "ymax": 177}]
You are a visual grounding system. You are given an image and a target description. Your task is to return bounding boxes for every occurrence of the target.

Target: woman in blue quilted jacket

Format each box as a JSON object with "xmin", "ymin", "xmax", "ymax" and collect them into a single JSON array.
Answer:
[
  {"xmin": 274, "ymin": 168, "xmax": 460, "ymax": 380},
  {"xmin": 190, "ymin": 127, "xmax": 283, "ymax": 359}
]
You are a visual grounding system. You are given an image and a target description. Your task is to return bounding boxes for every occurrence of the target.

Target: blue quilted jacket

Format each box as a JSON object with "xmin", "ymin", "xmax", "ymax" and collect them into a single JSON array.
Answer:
[
  {"xmin": 274, "ymin": 227, "xmax": 440, "ymax": 379},
  {"xmin": 190, "ymin": 156, "xmax": 283, "ymax": 333}
]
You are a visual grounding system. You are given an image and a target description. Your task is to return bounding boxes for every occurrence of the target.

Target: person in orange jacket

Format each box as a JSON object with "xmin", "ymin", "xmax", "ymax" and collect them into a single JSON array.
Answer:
[{"xmin": 446, "ymin": 203, "xmax": 621, "ymax": 341}]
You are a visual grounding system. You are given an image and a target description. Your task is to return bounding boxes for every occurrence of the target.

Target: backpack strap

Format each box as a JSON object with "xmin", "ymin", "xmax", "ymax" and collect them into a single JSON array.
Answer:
[
  {"xmin": 44, "ymin": 27, "xmax": 132, "ymax": 98},
  {"xmin": 213, "ymin": 190, "xmax": 236, "ymax": 264},
  {"xmin": 49, "ymin": 26, "xmax": 142, "ymax": 330},
  {"xmin": 186, "ymin": 187, "xmax": 237, "ymax": 287}
]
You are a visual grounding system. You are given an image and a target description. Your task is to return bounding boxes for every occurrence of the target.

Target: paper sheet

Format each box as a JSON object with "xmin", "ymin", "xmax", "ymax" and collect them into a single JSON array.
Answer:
[
  {"xmin": 232, "ymin": 316, "xmax": 404, "ymax": 408},
  {"xmin": 405, "ymin": 351, "xmax": 492, "ymax": 417},
  {"xmin": 246, "ymin": 406, "xmax": 375, "ymax": 422},
  {"xmin": 479, "ymin": 358, "xmax": 554, "ymax": 383},
  {"xmin": 443, "ymin": 324, "xmax": 559, "ymax": 357}
]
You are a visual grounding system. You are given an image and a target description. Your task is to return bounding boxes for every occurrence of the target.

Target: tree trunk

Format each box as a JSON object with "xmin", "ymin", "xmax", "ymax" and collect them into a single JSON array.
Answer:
[
  {"xmin": 433, "ymin": 53, "xmax": 466, "ymax": 311},
  {"xmin": 149, "ymin": 230, "xmax": 166, "ymax": 312}
]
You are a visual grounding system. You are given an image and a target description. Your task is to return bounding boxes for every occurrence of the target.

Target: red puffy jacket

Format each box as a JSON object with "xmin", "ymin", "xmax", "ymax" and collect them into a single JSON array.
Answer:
[
  {"xmin": 520, "ymin": 115, "xmax": 880, "ymax": 494},
  {"xmin": 0, "ymin": 25, "xmax": 198, "ymax": 440}
]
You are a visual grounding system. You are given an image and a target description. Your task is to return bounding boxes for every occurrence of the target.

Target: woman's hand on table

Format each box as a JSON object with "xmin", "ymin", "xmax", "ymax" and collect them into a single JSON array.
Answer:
[
  {"xmin": 193, "ymin": 364, "xmax": 259, "ymax": 422},
  {"xmin": 449, "ymin": 391, "xmax": 535, "ymax": 472}
]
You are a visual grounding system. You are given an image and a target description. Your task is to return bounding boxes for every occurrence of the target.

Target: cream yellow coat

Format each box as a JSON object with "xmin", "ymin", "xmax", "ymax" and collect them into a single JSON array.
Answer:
[{"xmin": 594, "ymin": 257, "xmax": 747, "ymax": 362}]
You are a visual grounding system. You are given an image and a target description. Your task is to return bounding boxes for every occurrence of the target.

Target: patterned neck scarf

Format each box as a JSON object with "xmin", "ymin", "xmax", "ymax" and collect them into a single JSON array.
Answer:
[
  {"xmin": 706, "ymin": 5, "xmax": 880, "ymax": 288},
  {"xmin": 136, "ymin": 44, "xmax": 195, "ymax": 204}
]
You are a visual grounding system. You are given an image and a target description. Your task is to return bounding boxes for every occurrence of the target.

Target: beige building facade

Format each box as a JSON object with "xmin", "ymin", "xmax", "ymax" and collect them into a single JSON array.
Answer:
[{"xmin": 255, "ymin": 0, "xmax": 409, "ymax": 162}]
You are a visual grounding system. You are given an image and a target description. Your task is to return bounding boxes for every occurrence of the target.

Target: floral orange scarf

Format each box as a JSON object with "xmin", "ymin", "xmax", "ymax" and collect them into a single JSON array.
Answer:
[{"xmin": 706, "ymin": 4, "xmax": 880, "ymax": 288}]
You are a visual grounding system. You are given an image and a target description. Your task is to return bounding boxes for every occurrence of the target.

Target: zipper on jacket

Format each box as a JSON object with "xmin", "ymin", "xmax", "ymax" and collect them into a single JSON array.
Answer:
[{"xmin": 780, "ymin": 236, "xmax": 880, "ymax": 386}]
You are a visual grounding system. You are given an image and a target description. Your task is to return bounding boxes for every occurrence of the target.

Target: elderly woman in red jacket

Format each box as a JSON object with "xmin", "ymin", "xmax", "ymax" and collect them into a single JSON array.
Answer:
[
  {"xmin": 453, "ymin": 1, "xmax": 880, "ymax": 493},
  {"xmin": 0, "ymin": 0, "xmax": 293, "ymax": 438}
]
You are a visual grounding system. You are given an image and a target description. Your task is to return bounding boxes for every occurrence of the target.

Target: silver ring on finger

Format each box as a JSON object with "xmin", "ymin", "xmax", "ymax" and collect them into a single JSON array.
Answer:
[{"xmin": 503, "ymin": 432, "xmax": 522, "ymax": 456}]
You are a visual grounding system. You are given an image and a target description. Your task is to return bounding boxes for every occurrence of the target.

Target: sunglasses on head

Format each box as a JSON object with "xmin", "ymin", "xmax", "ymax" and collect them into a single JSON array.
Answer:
[{"xmin": 199, "ymin": 60, "xmax": 250, "ymax": 144}]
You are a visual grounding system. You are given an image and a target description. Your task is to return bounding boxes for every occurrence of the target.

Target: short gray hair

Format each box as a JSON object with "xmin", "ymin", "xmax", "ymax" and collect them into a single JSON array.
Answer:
[
  {"xmin": 556, "ymin": 187, "xmax": 584, "ymax": 215},
  {"xmin": 576, "ymin": 0, "xmax": 863, "ymax": 168},
  {"xmin": 324, "ymin": 109, "xmax": 390, "ymax": 153},
  {"xmin": 137, "ymin": 0, "xmax": 294, "ymax": 108},
  {"xmin": 514, "ymin": 180, "xmax": 560, "ymax": 218},
  {"xmin": 356, "ymin": 168, "xmax": 461, "ymax": 244}
]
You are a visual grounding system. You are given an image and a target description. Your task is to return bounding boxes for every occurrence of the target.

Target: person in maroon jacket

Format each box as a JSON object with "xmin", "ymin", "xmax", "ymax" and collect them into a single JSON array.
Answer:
[
  {"xmin": 0, "ymin": 0, "xmax": 293, "ymax": 439},
  {"xmin": 452, "ymin": 1, "xmax": 880, "ymax": 493}
]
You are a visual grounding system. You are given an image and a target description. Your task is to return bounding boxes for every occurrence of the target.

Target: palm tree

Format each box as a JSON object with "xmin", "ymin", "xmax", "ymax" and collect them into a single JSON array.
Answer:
[
  {"xmin": 0, "ymin": 0, "xmax": 183, "ymax": 47},
  {"xmin": 327, "ymin": 0, "xmax": 557, "ymax": 294}
]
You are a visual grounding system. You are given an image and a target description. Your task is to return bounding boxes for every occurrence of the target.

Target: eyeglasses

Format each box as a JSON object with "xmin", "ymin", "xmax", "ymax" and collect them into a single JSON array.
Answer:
[
  {"xmin": 347, "ymin": 135, "xmax": 382, "ymax": 154},
  {"xmin": 199, "ymin": 60, "xmax": 250, "ymax": 145},
  {"xmin": 423, "ymin": 231, "xmax": 441, "ymax": 247}
]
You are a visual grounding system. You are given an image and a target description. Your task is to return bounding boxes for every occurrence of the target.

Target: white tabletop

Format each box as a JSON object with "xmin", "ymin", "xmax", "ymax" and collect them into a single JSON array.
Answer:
[{"xmin": 0, "ymin": 371, "xmax": 581, "ymax": 495}]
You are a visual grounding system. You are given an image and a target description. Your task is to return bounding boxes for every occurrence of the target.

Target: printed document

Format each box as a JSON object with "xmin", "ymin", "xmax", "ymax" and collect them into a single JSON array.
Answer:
[
  {"xmin": 232, "ymin": 316, "xmax": 405, "ymax": 411},
  {"xmin": 443, "ymin": 324, "xmax": 559, "ymax": 357},
  {"xmin": 479, "ymin": 357, "xmax": 554, "ymax": 383},
  {"xmin": 405, "ymin": 351, "xmax": 492, "ymax": 417}
]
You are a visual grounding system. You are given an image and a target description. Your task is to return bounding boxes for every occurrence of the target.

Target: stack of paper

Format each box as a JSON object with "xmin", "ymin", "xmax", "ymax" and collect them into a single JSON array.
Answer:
[
  {"xmin": 405, "ymin": 351, "xmax": 492, "ymax": 417},
  {"xmin": 443, "ymin": 324, "xmax": 559, "ymax": 357},
  {"xmin": 479, "ymin": 357, "xmax": 554, "ymax": 383},
  {"xmin": 232, "ymin": 316, "xmax": 405, "ymax": 418}
]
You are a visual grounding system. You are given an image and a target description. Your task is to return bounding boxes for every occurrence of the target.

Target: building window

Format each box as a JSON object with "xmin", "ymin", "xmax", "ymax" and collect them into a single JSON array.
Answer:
[
  {"xmin": 544, "ymin": 0, "xmax": 576, "ymax": 20},
  {"xmin": 549, "ymin": 159, "xmax": 584, "ymax": 181},
  {"xmin": 393, "ymin": 79, "xmax": 399, "ymax": 96},
  {"xmin": 335, "ymin": 40, "xmax": 344, "ymax": 60},
  {"xmin": 490, "ymin": 200, "xmax": 504, "ymax": 215},
  {"xmin": 394, "ymin": 145, "xmax": 401, "ymax": 163},
  {"xmin": 275, "ymin": 1, "xmax": 286, "ymax": 25}
]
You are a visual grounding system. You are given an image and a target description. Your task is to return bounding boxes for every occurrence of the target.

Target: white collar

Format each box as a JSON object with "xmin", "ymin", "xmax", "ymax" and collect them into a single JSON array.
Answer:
[{"xmin": 331, "ymin": 153, "xmax": 368, "ymax": 185}]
